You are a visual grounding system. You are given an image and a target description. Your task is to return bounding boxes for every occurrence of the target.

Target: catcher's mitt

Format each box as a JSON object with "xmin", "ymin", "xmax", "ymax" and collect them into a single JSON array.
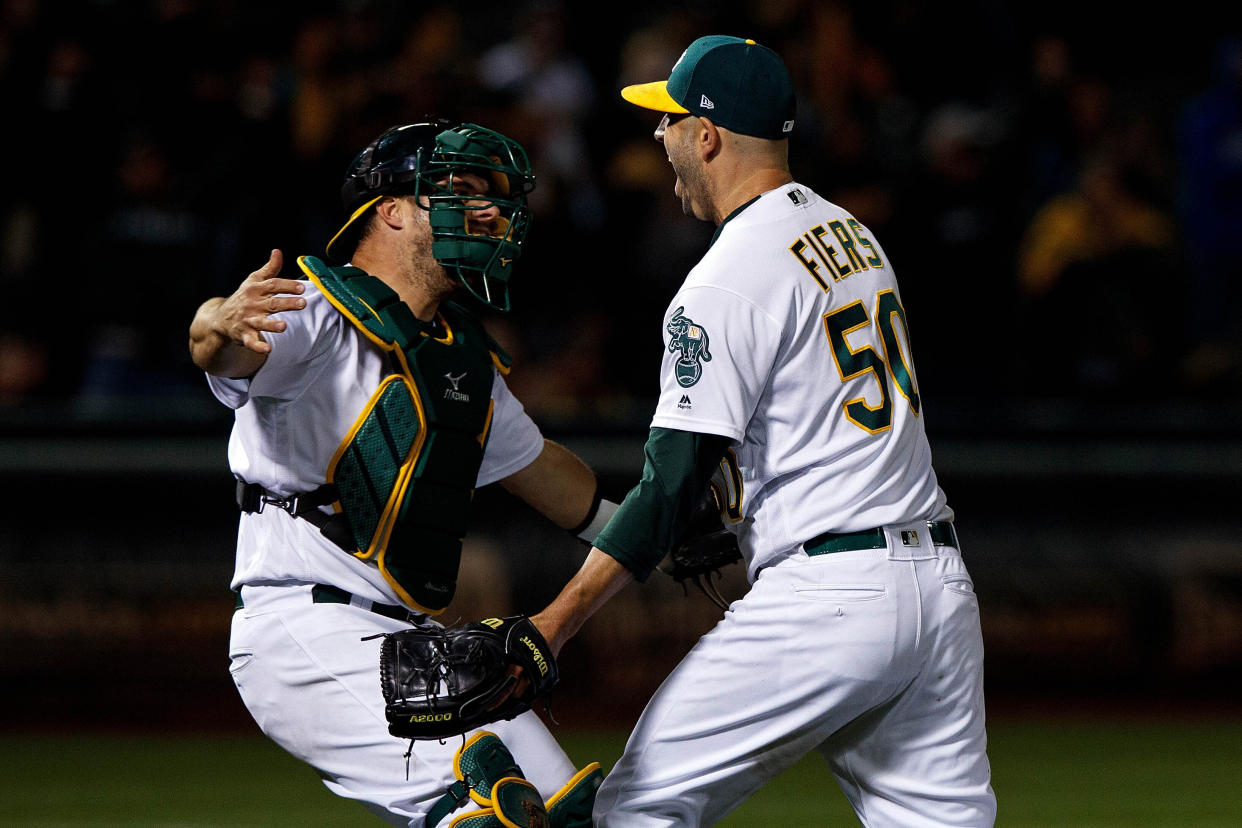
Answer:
[
  {"xmin": 378, "ymin": 616, "xmax": 558, "ymax": 741},
  {"xmin": 662, "ymin": 483, "xmax": 742, "ymax": 610}
]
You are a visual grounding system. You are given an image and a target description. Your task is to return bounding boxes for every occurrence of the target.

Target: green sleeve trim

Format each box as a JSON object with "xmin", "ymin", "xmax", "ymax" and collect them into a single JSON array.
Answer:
[{"xmin": 594, "ymin": 427, "xmax": 731, "ymax": 581}]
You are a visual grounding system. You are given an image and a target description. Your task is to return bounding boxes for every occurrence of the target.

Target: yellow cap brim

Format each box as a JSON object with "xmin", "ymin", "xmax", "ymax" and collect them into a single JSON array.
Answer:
[
  {"xmin": 620, "ymin": 81, "xmax": 689, "ymax": 114},
  {"xmin": 325, "ymin": 195, "xmax": 383, "ymax": 262}
]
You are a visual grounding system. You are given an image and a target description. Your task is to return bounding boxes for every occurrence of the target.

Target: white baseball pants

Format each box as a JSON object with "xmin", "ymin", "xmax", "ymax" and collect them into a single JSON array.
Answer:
[
  {"xmin": 594, "ymin": 524, "xmax": 996, "ymax": 827},
  {"xmin": 228, "ymin": 583, "xmax": 577, "ymax": 827}
]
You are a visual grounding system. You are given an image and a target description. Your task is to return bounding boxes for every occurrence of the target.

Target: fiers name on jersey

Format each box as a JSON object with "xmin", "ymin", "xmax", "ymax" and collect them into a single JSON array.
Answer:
[{"xmin": 787, "ymin": 205, "xmax": 885, "ymax": 292}]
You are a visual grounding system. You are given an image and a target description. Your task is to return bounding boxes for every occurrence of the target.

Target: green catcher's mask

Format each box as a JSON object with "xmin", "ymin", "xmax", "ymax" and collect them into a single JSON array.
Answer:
[{"xmin": 326, "ymin": 121, "xmax": 536, "ymax": 312}]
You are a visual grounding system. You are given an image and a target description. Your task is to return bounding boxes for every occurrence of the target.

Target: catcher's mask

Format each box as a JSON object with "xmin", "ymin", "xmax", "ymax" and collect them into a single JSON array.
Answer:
[{"xmin": 325, "ymin": 120, "xmax": 536, "ymax": 312}]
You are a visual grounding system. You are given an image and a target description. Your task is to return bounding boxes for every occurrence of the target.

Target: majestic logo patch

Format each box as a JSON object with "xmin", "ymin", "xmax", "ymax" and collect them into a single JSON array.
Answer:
[
  {"xmin": 678, "ymin": 394, "xmax": 692, "ymax": 410},
  {"xmin": 666, "ymin": 306, "xmax": 712, "ymax": 388},
  {"xmin": 443, "ymin": 371, "xmax": 469, "ymax": 402}
]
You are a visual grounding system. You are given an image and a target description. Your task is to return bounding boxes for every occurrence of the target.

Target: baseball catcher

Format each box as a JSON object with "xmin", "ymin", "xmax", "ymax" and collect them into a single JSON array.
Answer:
[
  {"xmin": 196, "ymin": 115, "xmax": 613, "ymax": 827},
  {"xmin": 379, "ymin": 615, "xmax": 559, "ymax": 741}
]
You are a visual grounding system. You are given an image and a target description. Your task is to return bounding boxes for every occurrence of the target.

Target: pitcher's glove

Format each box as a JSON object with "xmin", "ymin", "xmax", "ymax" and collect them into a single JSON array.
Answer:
[
  {"xmin": 378, "ymin": 616, "xmax": 558, "ymax": 741},
  {"xmin": 662, "ymin": 484, "xmax": 742, "ymax": 610}
]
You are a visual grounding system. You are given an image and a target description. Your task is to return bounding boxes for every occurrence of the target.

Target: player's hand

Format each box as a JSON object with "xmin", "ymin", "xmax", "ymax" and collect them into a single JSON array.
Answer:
[
  {"xmin": 486, "ymin": 664, "xmax": 529, "ymax": 712},
  {"xmin": 216, "ymin": 249, "xmax": 307, "ymax": 354},
  {"xmin": 482, "ymin": 615, "xmax": 558, "ymax": 712}
]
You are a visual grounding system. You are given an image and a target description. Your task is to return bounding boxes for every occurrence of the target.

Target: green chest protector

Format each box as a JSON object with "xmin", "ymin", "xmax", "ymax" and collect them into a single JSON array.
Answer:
[{"xmin": 296, "ymin": 255, "xmax": 511, "ymax": 614}]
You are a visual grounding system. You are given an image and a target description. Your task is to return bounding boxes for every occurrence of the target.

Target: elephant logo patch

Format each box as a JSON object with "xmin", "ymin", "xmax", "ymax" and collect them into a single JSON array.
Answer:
[{"xmin": 666, "ymin": 306, "xmax": 712, "ymax": 388}]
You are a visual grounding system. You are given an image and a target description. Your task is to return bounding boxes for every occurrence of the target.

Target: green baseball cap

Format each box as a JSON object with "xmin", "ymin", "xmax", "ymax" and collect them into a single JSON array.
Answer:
[{"xmin": 621, "ymin": 35, "xmax": 795, "ymax": 139}]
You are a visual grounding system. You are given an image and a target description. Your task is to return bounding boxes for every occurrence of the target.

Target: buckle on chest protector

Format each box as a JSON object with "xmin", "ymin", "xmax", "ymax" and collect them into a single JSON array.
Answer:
[{"xmin": 237, "ymin": 480, "xmax": 302, "ymax": 516}]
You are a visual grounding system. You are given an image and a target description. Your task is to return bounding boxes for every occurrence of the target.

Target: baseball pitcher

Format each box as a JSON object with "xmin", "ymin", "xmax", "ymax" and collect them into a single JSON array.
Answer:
[{"xmin": 530, "ymin": 36, "xmax": 997, "ymax": 827}]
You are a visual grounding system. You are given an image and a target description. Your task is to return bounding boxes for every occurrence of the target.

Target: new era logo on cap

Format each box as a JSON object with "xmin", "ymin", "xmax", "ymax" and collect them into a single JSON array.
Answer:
[{"xmin": 700, "ymin": 95, "xmax": 715, "ymax": 110}]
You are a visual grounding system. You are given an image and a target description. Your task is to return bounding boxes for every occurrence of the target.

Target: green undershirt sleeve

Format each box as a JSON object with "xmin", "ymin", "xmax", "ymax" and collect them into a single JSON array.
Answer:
[{"xmin": 592, "ymin": 426, "xmax": 733, "ymax": 582}]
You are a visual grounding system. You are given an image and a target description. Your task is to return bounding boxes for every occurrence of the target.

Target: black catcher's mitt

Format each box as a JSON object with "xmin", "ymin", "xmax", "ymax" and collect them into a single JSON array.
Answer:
[
  {"xmin": 663, "ymin": 483, "xmax": 742, "ymax": 610},
  {"xmin": 378, "ymin": 616, "xmax": 558, "ymax": 741}
]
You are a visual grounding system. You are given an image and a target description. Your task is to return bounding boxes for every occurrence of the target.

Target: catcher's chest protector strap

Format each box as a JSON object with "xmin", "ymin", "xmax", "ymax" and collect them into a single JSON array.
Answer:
[{"xmin": 298, "ymin": 255, "xmax": 507, "ymax": 614}]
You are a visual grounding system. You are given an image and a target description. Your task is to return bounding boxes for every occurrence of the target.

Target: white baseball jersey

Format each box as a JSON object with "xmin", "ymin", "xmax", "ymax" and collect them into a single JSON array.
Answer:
[
  {"xmin": 597, "ymin": 181, "xmax": 993, "ymax": 827},
  {"xmin": 207, "ymin": 280, "xmax": 544, "ymax": 605},
  {"xmin": 215, "ymin": 280, "xmax": 584, "ymax": 826},
  {"xmin": 650, "ymin": 182, "xmax": 951, "ymax": 579}
]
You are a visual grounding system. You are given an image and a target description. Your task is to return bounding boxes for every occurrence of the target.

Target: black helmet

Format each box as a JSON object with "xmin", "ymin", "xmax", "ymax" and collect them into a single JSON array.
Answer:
[{"xmin": 325, "ymin": 120, "xmax": 536, "ymax": 312}]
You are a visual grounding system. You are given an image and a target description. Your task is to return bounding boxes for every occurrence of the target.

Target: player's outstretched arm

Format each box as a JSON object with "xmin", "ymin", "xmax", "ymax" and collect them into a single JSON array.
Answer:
[
  {"xmin": 531, "ymin": 548, "xmax": 634, "ymax": 657},
  {"xmin": 188, "ymin": 249, "xmax": 307, "ymax": 378},
  {"xmin": 528, "ymin": 427, "xmax": 733, "ymax": 654}
]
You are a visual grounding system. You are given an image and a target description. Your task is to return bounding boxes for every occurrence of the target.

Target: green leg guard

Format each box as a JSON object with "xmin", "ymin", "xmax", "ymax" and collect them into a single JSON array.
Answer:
[
  {"xmin": 546, "ymin": 763, "xmax": 604, "ymax": 828},
  {"xmin": 448, "ymin": 777, "xmax": 548, "ymax": 828},
  {"xmin": 426, "ymin": 732, "xmax": 551, "ymax": 828},
  {"xmin": 454, "ymin": 731, "xmax": 528, "ymax": 807}
]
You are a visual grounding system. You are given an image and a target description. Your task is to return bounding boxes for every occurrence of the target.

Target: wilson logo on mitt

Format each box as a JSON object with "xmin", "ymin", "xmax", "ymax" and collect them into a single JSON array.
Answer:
[{"xmin": 520, "ymin": 636, "xmax": 549, "ymax": 676}]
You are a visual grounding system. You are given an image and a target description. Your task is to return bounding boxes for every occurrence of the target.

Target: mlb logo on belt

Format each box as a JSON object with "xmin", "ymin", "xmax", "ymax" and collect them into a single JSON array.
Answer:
[{"xmin": 900, "ymin": 530, "xmax": 920, "ymax": 546}]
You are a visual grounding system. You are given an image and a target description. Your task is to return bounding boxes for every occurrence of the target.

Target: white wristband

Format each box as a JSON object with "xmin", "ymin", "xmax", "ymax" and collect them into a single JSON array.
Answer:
[{"xmin": 575, "ymin": 498, "xmax": 620, "ymax": 543}]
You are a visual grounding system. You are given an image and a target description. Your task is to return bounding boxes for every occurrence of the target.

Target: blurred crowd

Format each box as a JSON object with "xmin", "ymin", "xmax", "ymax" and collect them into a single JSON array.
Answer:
[{"xmin": 2, "ymin": 0, "xmax": 1240, "ymax": 426}]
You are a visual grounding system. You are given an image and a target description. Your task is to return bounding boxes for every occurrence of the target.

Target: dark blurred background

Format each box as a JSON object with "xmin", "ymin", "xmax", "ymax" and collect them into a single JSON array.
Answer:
[{"xmin": 2, "ymin": 0, "xmax": 1242, "ymax": 734}]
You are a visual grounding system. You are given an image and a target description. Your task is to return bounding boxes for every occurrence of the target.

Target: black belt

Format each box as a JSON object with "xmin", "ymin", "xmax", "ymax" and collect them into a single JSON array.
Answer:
[
  {"xmin": 233, "ymin": 584, "xmax": 416, "ymax": 622},
  {"xmin": 804, "ymin": 521, "xmax": 958, "ymax": 556}
]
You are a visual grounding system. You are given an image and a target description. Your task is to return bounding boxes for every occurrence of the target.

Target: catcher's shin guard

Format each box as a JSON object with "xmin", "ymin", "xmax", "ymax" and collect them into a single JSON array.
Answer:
[
  {"xmin": 425, "ymin": 732, "xmax": 604, "ymax": 828},
  {"xmin": 545, "ymin": 763, "xmax": 604, "ymax": 828},
  {"xmin": 447, "ymin": 779, "xmax": 546, "ymax": 828},
  {"xmin": 426, "ymin": 732, "xmax": 550, "ymax": 828}
]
